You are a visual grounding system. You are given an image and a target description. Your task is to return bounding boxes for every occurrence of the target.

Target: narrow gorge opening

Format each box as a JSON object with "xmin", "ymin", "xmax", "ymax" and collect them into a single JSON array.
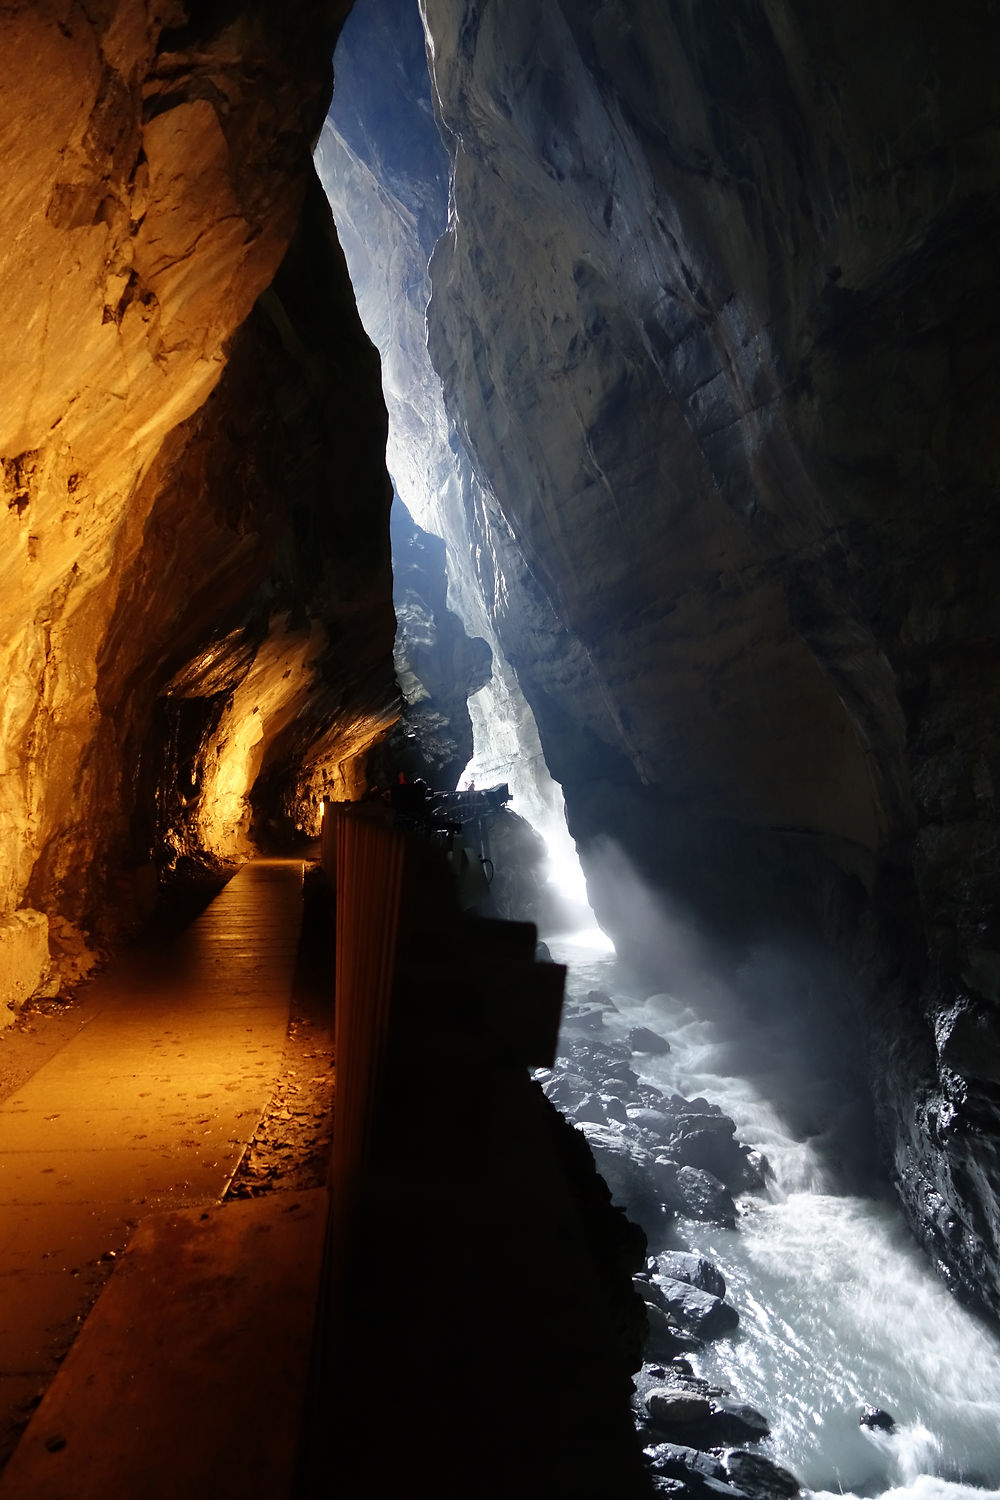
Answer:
[{"xmin": 317, "ymin": 0, "xmax": 602, "ymax": 943}]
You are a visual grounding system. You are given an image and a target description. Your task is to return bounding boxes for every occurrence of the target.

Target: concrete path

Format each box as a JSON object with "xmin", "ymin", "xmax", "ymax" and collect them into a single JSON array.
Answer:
[
  {"xmin": 0, "ymin": 858, "xmax": 306, "ymax": 1465},
  {"xmin": 0, "ymin": 1190, "xmax": 329, "ymax": 1500}
]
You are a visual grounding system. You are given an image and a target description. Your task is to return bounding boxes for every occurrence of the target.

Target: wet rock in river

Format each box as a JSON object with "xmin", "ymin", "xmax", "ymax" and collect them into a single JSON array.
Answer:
[
  {"xmin": 626, "ymin": 1106, "xmax": 674, "ymax": 1140},
  {"xmin": 860, "ymin": 1404, "xmax": 895, "ymax": 1432},
  {"xmin": 629, "ymin": 1025, "xmax": 671, "ymax": 1055},
  {"xmin": 653, "ymin": 1250, "xmax": 727, "ymax": 1300},
  {"xmin": 653, "ymin": 1158, "xmax": 738, "ymax": 1227},
  {"xmin": 670, "ymin": 1126, "xmax": 738, "ymax": 1175},
  {"xmin": 643, "ymin": 1300, "xmax": 704, "ymax": 1361},
  {"xmin": 563, "ymin": 1005, "xmax": 606, "ymax": 1032},
  {"xmin": 601, "ymin": 1061, "xmax": 642, "ymax": 1094},
  {"xmin": 603, "ymin": 1095, "xmax": 630, "ymax": 1124},
  {"xmin": 646, "ymin": 1389, "xmax": 713, "ymax": 1426},
  {"xmin": 572, "ymin": 1093, "xmax": 608, "ymax": 1124},
  {"xmin": 702, "ymin": 1396, "xmax": 771, "ymax": 1445},
  {"xmin": 648, "ymin": 1399, "xmax": 771, "ymax": 1452},
  {"xmin": 578, "ymin": 1122, "xmax": 661, "ymax": 1225},
  {"xmin": 654, "ymin": 1276, "xmax": 739, "ymax": 1340},
  {"xmin": 647, "ymin": 1443, "xmax": 744, "ymax": 1500},
  {"xmin": 542, "ymin": 1071, "xmax": 591, "ymax": 1106},
  {"xmin": 725, "ymin": 1450, "xmax": 801, "ymax": 1499}
]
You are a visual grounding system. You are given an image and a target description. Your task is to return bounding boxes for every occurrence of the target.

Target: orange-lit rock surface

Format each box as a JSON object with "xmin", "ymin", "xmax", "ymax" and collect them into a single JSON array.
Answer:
[{"xmin": 0, "ymin": 3, "xmax": 397, "ymax": 991}]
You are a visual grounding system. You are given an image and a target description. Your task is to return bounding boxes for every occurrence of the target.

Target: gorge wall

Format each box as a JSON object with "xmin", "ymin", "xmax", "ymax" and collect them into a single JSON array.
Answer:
[
  {"xmin": 328, "ymin": 0, "xmax": 1000, "ymax": 1319},
  {"xmin": 0, "ymin": 1, "xmax": 399, "ymax": 998}
]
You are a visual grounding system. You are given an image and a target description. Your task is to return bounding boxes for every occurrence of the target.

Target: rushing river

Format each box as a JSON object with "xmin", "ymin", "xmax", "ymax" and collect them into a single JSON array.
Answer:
[{"xmin": 545, "ymin": 926, "xmax": 1000, "ymax": 1500}]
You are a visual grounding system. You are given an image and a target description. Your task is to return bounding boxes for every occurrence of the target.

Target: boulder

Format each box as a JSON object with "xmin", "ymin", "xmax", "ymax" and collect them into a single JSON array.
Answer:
[
  {"xmin": 578, "ymin": 1122, "xmax": 661, "ymax": 1225},
  {"xmin": 654, "ymin": 1276, "xmax": 739, "ymax": 1340},
  {"xmin": 669, "ymin": 1127, "xmax": 758, "ymax": 1191},
  {"xmin": 653, "ymin": 1159, "xmax": 738, "ymax": 1227},
  {"xmin": 629, "ymin": 1025, "xmax": 671, "ymax": 1055},
  {"xmin": 654, "ymin": 1251, "xmax": 727, "ymax": 1300},
  {"xmin": 725, "ymin": 1451, "xmax": 801, "ymax": 1499},
  {"xmin": 572, "ymin": 1093, "xmax": 608, "ymax": 1125},
  {"xmin": 646, "ymin": 1388, "xmax": 712, "ymax": 1426},
  {"xmin": 626, "ymin": 1107, "xmax": 674, "ymax": 1140},
  {"xmin": 648, "ymin": 1444, "xmax": 730, "ymax": 1486},
  {"xmin": 860, "ymin": 1405, "xmax": 895, "ymax": 1432},
  {"xmin": 0, "ymin": 910, "xmax": 51, "ymax": 1025},
  {"xmin": 600, "ymin": 1062, "xmax": 642, "ymax": 1094},
  {"xmin": 563, "ymin": 1007, "xmax": 606, "ymax": 1032},
  {"xmin": 543, "ymin": 1072, "xmax": 591, "ymax": 1106},
  {"xmin": 647, "ymin": 1444, "xmax": 745, "ymax": 1500},
  {"xmin": 705, "ymin": 1397, "xmax": 771, "ymax": 1445},
  {"xmin": 643, "ymin": 1301, "xmax": 704, "ymax": 1360}
]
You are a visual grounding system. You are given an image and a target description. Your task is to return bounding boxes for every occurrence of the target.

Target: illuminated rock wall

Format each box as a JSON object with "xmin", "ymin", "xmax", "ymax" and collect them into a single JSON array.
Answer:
[
  {"xmin": 0, "ymin": 3, "xmax": 397, "ymax": 986},
  {"xmin": 417, "ymin": 0, "xmax": 1000, "ymax": 1317}
]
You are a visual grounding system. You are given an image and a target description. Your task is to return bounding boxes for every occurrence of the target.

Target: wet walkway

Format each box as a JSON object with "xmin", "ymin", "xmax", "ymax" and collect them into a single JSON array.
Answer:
[{"xmin": 0, "ymin": 859, "xmax": 308, "ymax": 1473}]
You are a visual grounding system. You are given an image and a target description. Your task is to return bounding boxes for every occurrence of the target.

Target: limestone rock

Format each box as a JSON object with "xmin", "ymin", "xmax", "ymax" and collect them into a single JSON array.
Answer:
[
  {"xmin": 654, "ymin": 1252, "xmax": 727, "ymax": 1302},
  {"xmin": 652, "ymin": 1276, "xmax": 739, "ymax": 1342},
  {"xmin": 0, "ymin": 910, "xmax": 50, "ymax": 1022},
  {"xmin": 645, "ymin": 1389, "xmax": 712, "ymax": 1427},
  {"xmin": 725, "ymin": 1451, "xmax": 801, "ymax": 1500},
  {"xmin": 629, "ymin": 1027, "xmax": 672, "ymax": 1056},
  {"xmin": 653, "ymin": 1158, "xmax": 738, "ymax": 1228}
]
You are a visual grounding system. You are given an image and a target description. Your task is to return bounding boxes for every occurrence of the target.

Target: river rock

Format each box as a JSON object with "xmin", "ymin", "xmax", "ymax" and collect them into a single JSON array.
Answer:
[
  {"xmin": 629, "ymin": 1025, "xmax": 672, "ymax": 1055},
  {"xmin": 646, "ymin": 1389, "xmax": 713, "ymax": 1426},
  {"xmin": 601, "ymin": 1061, "xmax": 642, "ymax": 1094},
  {"xmin": 654, "ymin": 1276, "xmax": 739, "ymax": 1340},
  {"xmin": 572, "ymin": 1093, "xmax": 608, "ymax": 1124},
  {"xmin": 654, "ymin": 1158, "xmax": 738, "ymax": 1227},
  {"xmin": 563, "ymin": 1006, "xmax": 606, "ymax": 1032},
  {"xmin": 543, "ymin": 1072, "xmax": 591, "ymax": 1106},
  {"xmin": 654, "ymin": 1251, "xmax": 727, "ymax": 1300},
  {"xmin": 643, "ymin": 1301, "xmax": 704, "ymax": 1360},
  {"xmin": 647, "ymin": 1444, "xmax": 730, "ymax": 1484},
  {"xmin": 704, "ymin": 1396, "xmax": 771, "ymax": 1445},
  {"xmin": 587, "ymin": 988, "xmax": 618, "ymax": 1012},
  {"xmin": 669, "ymin": 1126, "xmax": 739, "ymax": 1176},
  {"xmin": 725, "ymin": 1451, "xmax": 801, "ymax": 1499},
  {"xmin": 602, "ymin": 1095, "xmax": 631, "ymax": 1124},
  {"xmin": 647, "ymin": 1444, "xmax": 745, "ymax": 1500},
  {"xmin": 626, "ymin": 1106, "xmax": 674, "ymax": 1141},
  {"xmin": 578, "ymin": 1122, "xmax": 661, "ymax": 1224},
  {"xmin": 860, "ymin": 1405, "xmax": 895, "ymax": 1432}
]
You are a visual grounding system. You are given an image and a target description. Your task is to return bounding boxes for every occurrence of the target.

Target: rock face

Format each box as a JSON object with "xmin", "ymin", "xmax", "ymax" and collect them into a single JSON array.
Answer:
[
  {"xmin": 0, "ymin": 3, "xmax": 397, "ymax": 985},
  {"xmin": 375, "ymin": 496, "xmax": 492, "ymax": 790},
  {"xmin": 411, "ymin": 1, "xmax": 1000, "ymax": 1317}
]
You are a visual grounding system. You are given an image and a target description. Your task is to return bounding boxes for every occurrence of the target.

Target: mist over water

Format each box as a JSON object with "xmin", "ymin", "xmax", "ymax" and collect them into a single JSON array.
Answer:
[{"xmin": 544, "ymin": 841, "xmax": 1000, "ymax": 1500}]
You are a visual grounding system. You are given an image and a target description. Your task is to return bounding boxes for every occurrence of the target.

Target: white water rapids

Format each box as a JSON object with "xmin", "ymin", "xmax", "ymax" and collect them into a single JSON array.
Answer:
[{"xmin": 544, "ymin": 921, "xmax": 1000, "ymax": 1500}]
